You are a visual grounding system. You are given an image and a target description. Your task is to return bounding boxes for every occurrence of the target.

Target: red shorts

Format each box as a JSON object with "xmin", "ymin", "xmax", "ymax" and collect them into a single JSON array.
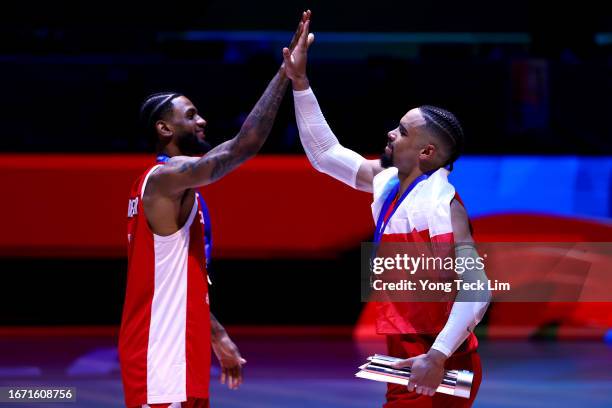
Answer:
[
  {"xmin": 383, "ymin": 334, "xmax": 482, "ymax": 408},
  {"xmin": 130, "ymin": 398, "xmax": 209, "ymax": 408}
]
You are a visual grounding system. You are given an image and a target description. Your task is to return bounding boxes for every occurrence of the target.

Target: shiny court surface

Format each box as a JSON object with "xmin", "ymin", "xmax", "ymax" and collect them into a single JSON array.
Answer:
[{"xmin": 1, "ymin": 334, "xmax": 611, "ymax": 408}]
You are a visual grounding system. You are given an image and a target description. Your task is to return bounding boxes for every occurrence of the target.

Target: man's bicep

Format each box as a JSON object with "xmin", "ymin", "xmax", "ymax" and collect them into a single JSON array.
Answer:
[
  {"xmin": 152, "ymin": 156, "xmax": 216, "ymax": 194},
  {"xmin": 355, "ymin": 159, "xmax": 384, "ymax": 192}
]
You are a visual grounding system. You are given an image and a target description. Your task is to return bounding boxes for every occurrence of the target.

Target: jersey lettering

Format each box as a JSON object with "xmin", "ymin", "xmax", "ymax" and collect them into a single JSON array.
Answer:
[{"xmin": 127, "ymin": 197, "xmax": 139, "ymax": 218}]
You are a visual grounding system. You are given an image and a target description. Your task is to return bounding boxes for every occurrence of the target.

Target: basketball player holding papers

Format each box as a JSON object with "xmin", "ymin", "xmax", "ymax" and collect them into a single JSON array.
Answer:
[{"xmin": 283, "ymin": 16, "xmax": 491, "ymax": 407}]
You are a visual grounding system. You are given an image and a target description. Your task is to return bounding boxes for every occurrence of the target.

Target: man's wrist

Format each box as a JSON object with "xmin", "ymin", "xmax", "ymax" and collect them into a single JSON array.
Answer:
[
  {"xmin": 210, "ymin": 318, "xmax": 228, "ymax": 344},
  {"xmin": 426, "ymin": 348, "xmax": 448, "ymax": 366},
  {"xmin": 292, "ymin": 76, "xmax": 310, "ymax": 91},
  {"xmin": 211, "ymin": 331, "xmax": 228, "ymax": 344}
]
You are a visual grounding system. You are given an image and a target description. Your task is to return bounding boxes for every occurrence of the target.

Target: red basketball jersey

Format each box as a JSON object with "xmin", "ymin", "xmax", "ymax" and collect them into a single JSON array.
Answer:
[
  {"xmin": 371, "ymin": 167, "xmax": 478, "ymax": 352},
  {"xmin": 119, "ymin": 164, "xmax": 211, "ymax": 407}
]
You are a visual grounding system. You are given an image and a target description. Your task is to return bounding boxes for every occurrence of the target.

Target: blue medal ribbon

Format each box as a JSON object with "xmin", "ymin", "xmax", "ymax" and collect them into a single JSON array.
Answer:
[
  {"xmin": 156, "ymin": 155, "xmax": 213, "ymax": 280},
  {"xmin": 373, "ymin": 173, "xmax": 429, "ymax": 243},
  {"xmin": 369, "ymin": 173, "xmax": 429, "ymax": 278}
]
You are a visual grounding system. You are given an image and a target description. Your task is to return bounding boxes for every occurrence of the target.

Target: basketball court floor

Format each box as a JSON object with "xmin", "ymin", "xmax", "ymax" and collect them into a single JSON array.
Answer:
[{"xmin": 1, "ymin": 332, "xmax": 611, "ymax": 407}]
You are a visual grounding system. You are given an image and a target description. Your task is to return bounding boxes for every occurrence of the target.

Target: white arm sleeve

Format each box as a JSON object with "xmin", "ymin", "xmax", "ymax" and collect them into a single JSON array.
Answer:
[
  {"xmin": 293, "ymin": 87, "xmax": 365, "ymax": 188},
  {"xmin": 431, "ymin": 245, "xmax": 491, "ymax": 357}
]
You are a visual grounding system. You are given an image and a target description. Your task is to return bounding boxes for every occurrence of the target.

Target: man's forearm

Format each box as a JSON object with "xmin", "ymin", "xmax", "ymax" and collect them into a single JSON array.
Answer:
[
  {"xmin": 431, "ymin": 244, "xmax": 491, "ymax": 357},
  {"xmin": 205, "ymin": 68, "xmax": 290, "ymax": 182},
  {"xmin": 293, "ymin": 85, "xmax": 365, "ymax": 188},
  {"xmin": 211, "ymin": 312, "xmax": 228, "ymax": 343},
  {"xmin": 233, "ymin": 69, "xmax": 290, "ymax": 155},
  {"xmin": 202, "ymin": 68, "xmax": 289, "ymax": 180},
  {"xmin": 165, "ymin": 68, "xmax": 290, "ymax": 187}
]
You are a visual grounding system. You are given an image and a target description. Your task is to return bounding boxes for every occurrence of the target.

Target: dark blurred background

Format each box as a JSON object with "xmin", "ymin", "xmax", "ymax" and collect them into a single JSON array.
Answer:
[
  {"xmin": 3, "ymin": 4, "xmax": 612, "ymax": 407},
  {"xmin": 1, "ymin": 1, "xmax": 611, "ymax": 328},
  {"xmin": 1, "ymin": 1, "xmax": 611, "ymax": 155}
]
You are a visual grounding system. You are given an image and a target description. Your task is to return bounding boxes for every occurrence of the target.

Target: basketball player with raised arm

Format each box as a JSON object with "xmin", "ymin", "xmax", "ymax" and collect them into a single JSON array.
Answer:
[
  {"xmin": 119, "ymin": 11, "xmax": 312, "ymax": 408},
  {"xmin": 282, "ymin": 18, "xmax": 490, "ymax": 407}
]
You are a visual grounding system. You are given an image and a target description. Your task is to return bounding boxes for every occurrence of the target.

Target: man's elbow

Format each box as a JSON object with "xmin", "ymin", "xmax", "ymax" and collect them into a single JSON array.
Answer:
[{"xmin": 301, "ymin": 149, "xmax": 325, "ymax": 172}]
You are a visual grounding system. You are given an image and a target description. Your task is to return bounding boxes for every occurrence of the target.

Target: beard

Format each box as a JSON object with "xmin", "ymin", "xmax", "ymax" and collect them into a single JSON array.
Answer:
[
  {"xmin": 177, "ymin": 131, "xmax": 212, "ymax": 156},
  {"xmin": 380, "ymin": 150, "xmax": 393, "ymax": 169}
]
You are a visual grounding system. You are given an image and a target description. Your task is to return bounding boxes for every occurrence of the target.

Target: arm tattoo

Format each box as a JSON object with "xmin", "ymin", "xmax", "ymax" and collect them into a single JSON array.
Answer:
[
  {"xmin": 204, "ymin": 69, "xmax": 290, "ymax": 182},
  {"xmin": 178, "ymin": 161, "xmax": 196, "ymax": 173}
]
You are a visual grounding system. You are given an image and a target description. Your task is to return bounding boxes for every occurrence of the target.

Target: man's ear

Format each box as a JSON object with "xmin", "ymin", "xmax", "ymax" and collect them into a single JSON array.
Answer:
[
  {"xmin": 155, "ymin": 120, "xmax": 173, "ymax": 139},
  {"xmin": 420, "ymin": 143, "xmax": 436, "ymax": 160}
]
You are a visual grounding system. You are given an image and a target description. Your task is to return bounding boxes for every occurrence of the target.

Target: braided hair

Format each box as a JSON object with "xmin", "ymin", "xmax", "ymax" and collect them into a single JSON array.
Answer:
[
  {"xmin": 418, "ymin": 105, "xmax": 464, "ymax": 170},
  {"xmin": 139, "ymin": 92, "xmax": 183, "ymax": 138}
]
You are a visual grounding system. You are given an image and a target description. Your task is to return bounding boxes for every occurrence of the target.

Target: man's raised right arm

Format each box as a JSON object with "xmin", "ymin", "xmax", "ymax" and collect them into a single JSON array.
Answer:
[
  {"xmin": 283, "ymin": 18, "xmax": 382, "ymax": 193},
  {"xmin": 152, "ymin": 68, "xmax": 289, "ymax": 195},
  {"xmin": 292, "ymin": 83, "xmax": 382, "ymax": 192},
  {"xmin": 150, "ymin": 12, "xmax": 311, "ymax": 196}
]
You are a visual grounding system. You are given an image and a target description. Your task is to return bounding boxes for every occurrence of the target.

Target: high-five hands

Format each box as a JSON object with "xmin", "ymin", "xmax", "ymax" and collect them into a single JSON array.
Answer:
[
  {"xmin": 283, "ymin": 9, "xmax": 315, "ymax": 90},
  {"xmin": 286, "ymin": 10, "xmax": 312, "ymax": 54}
]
